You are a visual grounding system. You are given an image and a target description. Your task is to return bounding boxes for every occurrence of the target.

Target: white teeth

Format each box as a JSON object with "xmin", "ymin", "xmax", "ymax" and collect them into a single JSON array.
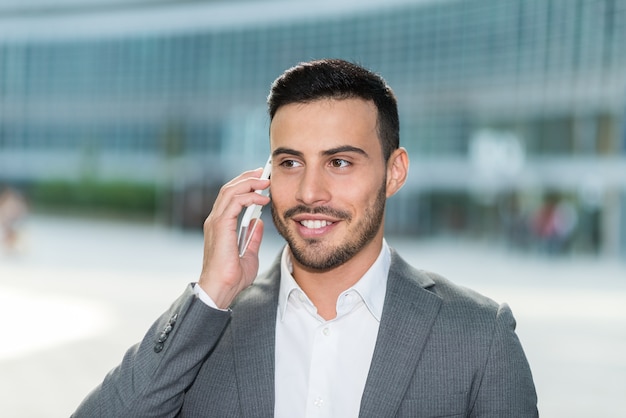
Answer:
[{"xmin": 300, "ymin": 220, "xmax": 332, "ymax": 229}]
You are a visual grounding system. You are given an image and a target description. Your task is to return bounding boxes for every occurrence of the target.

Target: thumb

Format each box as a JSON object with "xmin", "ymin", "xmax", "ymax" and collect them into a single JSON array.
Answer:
[{"xmin": 243, "ymin": 218, "xmax": 265, "ymax": 258}]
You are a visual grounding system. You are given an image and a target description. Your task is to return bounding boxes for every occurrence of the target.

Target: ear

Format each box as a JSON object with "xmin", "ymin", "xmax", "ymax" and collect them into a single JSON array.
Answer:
[{"xmin": 385, "ymin": 147, "xmax": 409, "ymax": 198}]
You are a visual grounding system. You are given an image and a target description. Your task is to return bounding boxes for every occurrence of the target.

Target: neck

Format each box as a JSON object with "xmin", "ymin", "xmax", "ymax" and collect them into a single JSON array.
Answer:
[{"xmin": 290, "ymin": 239, "xmax": 383, "ymax": 320}]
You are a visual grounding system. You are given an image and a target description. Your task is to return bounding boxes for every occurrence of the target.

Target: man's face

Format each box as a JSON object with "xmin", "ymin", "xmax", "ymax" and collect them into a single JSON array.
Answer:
[{"xmin": 269, "ymin": 98, "xmax": 389, "ymax": 271}]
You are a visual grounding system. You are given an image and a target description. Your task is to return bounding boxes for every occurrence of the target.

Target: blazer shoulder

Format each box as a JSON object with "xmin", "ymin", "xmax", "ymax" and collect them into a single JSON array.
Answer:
[
  {"xmin": 423, "ymin": 269, "xmax": 499, "ymax": 311},
  {"xmin": 389, "ymin": 248, "xmax": 502, "ymax": 321}
]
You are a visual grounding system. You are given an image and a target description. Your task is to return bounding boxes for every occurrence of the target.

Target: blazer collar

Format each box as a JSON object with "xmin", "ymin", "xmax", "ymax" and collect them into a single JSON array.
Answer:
[{"xmin": 359, "ymin": 248, "xmax": 443, "ymax": 417}]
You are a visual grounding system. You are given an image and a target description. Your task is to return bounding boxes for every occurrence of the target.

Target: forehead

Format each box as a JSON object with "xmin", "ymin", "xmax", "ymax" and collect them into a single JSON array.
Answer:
[{"xmin": 269, "ymin": 98, "xmax": 380, "ymax": 152}]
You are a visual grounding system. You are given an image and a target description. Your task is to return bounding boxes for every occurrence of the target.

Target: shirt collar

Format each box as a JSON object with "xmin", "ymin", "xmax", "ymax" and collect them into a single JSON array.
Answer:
[{"xmin": 278, "ymin": 240, "xmax": 391, "ymax": 322}]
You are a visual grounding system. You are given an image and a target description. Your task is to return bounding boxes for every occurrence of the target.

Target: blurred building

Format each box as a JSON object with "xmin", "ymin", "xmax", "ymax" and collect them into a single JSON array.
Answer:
[{"xmin": 0, "ymin": 0, "xmax": 625, "ymax": 256}]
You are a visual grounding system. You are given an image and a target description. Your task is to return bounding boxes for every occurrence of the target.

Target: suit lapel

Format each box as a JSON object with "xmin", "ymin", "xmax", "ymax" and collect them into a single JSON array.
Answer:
[
  {"xmin": 360, "ymin": 250, "xmax": 443, "ymax": 417},
  {"xmin": 231, "ymin": 261, "xmax": 281, "ymax": 418}
]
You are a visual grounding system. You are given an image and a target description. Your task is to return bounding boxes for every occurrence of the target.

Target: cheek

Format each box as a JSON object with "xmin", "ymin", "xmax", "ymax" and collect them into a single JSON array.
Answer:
[
  {"xmin": 269, "ymin": 180, "xmax": 291, "ymax": 210},
  {"xmin": 338, "ymin": 179, "xmax": 381, "ymax": 210}
]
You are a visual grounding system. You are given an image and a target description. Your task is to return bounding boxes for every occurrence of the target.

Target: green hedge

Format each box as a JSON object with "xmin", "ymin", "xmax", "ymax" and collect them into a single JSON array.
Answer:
[{"xmin": 31, "ymin": 180, "xmax": 158, "ymax": 215}]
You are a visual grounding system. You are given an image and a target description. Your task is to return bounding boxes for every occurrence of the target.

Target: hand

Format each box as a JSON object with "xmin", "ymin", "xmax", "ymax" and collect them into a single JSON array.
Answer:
[{"xmin": 198, "ymin": 168, "xmax": 271, "ymax": 309}]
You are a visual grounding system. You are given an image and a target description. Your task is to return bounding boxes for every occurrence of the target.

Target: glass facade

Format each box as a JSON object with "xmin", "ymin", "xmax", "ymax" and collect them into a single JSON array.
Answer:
[{"xmin": 1, "ymin": 0, "xmax": 625, "ymax": 253}]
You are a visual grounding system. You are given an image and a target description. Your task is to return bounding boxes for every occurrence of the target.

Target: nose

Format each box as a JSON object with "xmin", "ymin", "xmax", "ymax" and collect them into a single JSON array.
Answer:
[{"xmin": 295, "ymin": 166, "xmax": 331, "ymax": 206}]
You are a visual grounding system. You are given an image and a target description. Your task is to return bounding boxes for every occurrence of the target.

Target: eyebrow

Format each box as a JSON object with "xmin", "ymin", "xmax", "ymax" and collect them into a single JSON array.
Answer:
[
  {"xmin": 272, "ymin": 147, "xmax": 303, "ymax": 159},
  {"xmin": 322, "ymin": 145, "xmax": 369, "ymax": 158},
  {"xmin": 272, "ymin": 145, "xmax": 369, "ymax": 159}
]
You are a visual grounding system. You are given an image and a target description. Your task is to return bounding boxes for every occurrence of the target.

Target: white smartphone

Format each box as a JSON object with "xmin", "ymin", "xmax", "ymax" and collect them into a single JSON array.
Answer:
[{"xmin": 237, "ymin": 156, "xmax": 272, "ymax": 257}]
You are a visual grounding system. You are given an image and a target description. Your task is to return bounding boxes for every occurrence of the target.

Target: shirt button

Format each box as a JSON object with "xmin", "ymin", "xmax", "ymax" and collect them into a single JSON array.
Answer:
[
  {"xmin": 322, "ymin": 327, "xmax": 330, "ymax": 336},
  {"xmin": 314, "ymin": 397, "xmax": 324, "ymax": 407}
]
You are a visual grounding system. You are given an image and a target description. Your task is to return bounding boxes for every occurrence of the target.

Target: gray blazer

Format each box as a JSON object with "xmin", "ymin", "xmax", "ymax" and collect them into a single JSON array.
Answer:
[{"xmin": 74, "ymin": 248, "xmax": 538, "ymax": 417}]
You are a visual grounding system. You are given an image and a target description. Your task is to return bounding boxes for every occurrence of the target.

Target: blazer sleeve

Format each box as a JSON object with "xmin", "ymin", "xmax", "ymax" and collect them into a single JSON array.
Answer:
[
  {"xmin": 72, "ymin": 284, "xmax": 232, "ymax": 418},
  {"xmin": 470, "ymin": 303, "xmax": 539, "ymax": 417}
]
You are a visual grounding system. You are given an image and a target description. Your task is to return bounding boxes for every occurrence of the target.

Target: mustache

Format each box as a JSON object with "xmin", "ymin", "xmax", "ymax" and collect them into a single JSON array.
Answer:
[{"xmin": 282, "ymin": 205, "xmax": 352, "ymax": 221}]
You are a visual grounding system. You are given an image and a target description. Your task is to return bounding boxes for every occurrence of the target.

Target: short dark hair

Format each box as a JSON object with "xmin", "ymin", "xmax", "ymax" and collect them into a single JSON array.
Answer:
[{"xmin": 267, "ymin": 59, "xmax": 399, "ymax": 161}]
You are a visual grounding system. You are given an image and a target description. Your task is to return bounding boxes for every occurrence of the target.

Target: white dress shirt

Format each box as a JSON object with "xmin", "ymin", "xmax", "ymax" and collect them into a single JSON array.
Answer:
[
  {"xmin": 194, "ymin": 241, "xmax": 391, "ymax": 418},
  {"xmin": 274, "ymin": 241, "xmax": 390, "ymax": 418}
]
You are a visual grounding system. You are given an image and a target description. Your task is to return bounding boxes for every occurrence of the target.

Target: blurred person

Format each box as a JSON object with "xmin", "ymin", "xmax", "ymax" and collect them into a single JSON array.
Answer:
[
  {"xmin": 73, "ymin": 59, "xmax": 538, "ymax": 417},
  {"xmin": 0, "ymin": 185, "xmax": 28, "ymax": 252},
  {"xmin": 531, "ymin": 193, "xmax": 578, "ymax": 255}
]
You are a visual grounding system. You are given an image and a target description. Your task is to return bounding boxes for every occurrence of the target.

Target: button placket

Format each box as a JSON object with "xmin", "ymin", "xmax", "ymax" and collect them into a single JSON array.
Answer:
[{"xmin": 305, "ymin": 322, "xmax": 335, "ymax": 417}]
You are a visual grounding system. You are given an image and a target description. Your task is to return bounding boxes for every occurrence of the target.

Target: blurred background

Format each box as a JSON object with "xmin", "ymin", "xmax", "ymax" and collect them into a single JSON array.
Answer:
[{"xmin": 0, "ymin": 0, "xmax": 625, "ymax": 416}]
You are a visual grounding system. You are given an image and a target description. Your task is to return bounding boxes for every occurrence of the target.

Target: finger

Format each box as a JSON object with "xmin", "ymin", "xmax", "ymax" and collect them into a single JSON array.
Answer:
[
  {"xmin": 202, "ymin": 181, "xmax": 270, "ymax": 263},
  {"xmin": 211, "ymin": 172, "xmax": 270, "ymax": 219}
]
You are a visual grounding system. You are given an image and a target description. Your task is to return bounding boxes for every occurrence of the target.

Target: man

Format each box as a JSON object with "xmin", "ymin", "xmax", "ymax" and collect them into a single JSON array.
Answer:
[{"xmin": 74, "ymin": 59, "xmax": 538, "ymax": 417}]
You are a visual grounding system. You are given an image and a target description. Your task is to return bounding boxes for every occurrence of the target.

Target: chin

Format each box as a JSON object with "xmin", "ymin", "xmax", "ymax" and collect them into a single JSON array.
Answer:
[{"xmin": 290, "ymin": 240, "xmax": 361, "ymax": 271}]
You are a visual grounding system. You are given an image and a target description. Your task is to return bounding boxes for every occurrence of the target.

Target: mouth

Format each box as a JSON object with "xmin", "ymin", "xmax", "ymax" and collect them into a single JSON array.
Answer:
[
  {"xmin": 282, "ymin": 205, "xmax": 350, "ymax": 238},
  {"xmin": 299, "ymin": 219, "xmax": 335, "ymax": 230},
  {"xmin": 290, "ymin": 215, "xmax": 340, "ymax": 238}
]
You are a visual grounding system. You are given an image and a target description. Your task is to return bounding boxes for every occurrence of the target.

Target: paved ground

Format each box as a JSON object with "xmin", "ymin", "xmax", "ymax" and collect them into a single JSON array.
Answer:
[{"xmin": 1, "ymin": 214, "xmax": 625, "ymax": 417}]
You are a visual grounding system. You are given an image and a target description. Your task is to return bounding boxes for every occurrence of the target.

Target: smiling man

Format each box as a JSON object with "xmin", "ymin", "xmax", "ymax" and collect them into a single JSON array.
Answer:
[{"xmin": 74, "ymin": 59, "xmax": 538, "ymax": 417}]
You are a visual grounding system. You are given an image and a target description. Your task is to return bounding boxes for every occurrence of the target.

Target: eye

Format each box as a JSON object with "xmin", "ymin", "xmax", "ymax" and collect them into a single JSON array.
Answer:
[
  {"xmin": 330, "ymin": 159, "xmax": 350, "ymax": 168},
  {"xmin": 279, "ymin": 159, "xmax": 302, "ymax": 169}
]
